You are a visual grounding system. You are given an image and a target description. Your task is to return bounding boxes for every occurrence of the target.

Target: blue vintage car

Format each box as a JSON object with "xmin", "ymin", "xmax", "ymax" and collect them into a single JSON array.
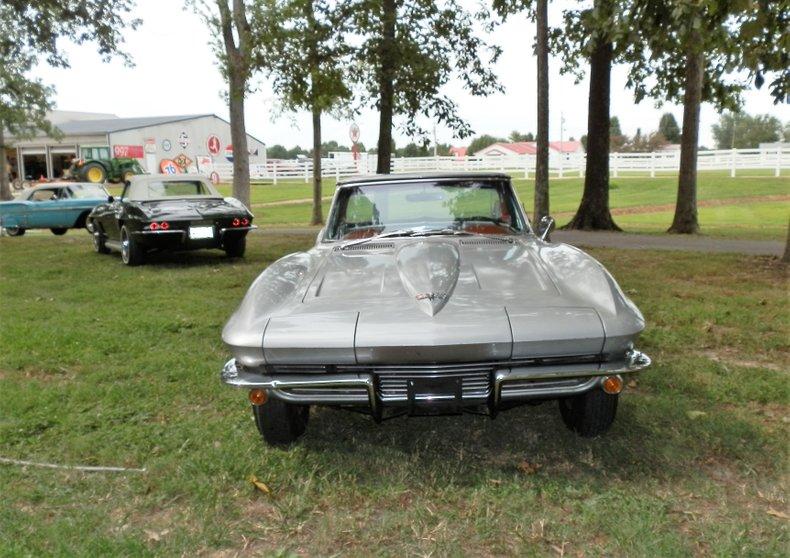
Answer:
[{"xmin": 0, "ymin": 182, "xmax": 110, "ymax": 236}]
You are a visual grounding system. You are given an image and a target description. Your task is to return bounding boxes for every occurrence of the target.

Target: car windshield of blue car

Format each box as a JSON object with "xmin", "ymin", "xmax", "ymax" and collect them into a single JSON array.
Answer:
[
  {"xmin": 125, "ymin": 180, "xmax": 220, "ymax": 201},
  {"xmin": 326, "ymin": 180, "xmax": 526, "ymax": 240},
  {"xmin": 68, "ymin": 183, "xmax": 108, "ymax": 198}
]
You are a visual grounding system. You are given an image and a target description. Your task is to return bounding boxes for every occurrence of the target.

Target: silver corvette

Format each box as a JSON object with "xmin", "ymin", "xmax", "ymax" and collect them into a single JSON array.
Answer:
[{"xmin": 221, "ymin": 172, "xmax": 650, "ymax": 445}]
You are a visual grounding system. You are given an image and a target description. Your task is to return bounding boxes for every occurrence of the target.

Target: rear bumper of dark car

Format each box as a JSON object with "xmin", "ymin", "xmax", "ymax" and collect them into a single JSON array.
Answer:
[
  {"xmin": 220, "ymin": 349, "xmax": 651, "ymax": 415},
  {"xmin": 132, "ymin": 226, "xmax": 256, "ymax": 249}
]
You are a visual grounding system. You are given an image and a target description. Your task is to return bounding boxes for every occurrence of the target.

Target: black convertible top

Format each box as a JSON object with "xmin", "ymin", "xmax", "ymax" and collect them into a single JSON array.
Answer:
[{"xmin": 337, "ymin": 171, "xmax": 512, "ymax": 187}]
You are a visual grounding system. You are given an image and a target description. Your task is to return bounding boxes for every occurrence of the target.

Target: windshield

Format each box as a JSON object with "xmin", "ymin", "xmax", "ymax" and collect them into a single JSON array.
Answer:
[
  {"xmin": 326, "ymin": 179, "xmax": 526, "ymax": 240},
  {"xmin": 125, "ymin": 180, "xmax": 219, "ymax": 201},
  {"xmin": 68, "ymin": 183, "xmax": 108, "ymax": 199}
]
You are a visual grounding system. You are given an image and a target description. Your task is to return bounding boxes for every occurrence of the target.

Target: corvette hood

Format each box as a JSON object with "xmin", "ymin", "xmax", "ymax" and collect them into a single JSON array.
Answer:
[{"xmin": 248, "ymin": 238, "xmax": 643, "ymax": 365}]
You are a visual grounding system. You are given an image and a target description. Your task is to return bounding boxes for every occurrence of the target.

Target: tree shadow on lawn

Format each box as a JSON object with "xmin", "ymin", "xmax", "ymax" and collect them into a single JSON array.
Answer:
[{"xmin": 275, "ymin": 394, "xmax": 772, "ymax": 489}]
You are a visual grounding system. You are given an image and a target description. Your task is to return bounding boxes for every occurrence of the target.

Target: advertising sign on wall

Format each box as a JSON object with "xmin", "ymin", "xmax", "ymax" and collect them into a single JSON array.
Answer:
[
  {"xmin": 113, "ymin": 145, "xmax": 145, "ymax": 159},
  {"xmin": 144, "ymin": 138, "xmax": 156, "ymax": 154},
  {"xmin": 160, "ymin": 159, "xmax": 180, "ymax": 174},
  {"xmin": 206, "ymin": 135, "xmax": 221, "ymax": 156},
  {"xmin": 178, "ymin": 131, "xmax": 190, "ymax": 149}
]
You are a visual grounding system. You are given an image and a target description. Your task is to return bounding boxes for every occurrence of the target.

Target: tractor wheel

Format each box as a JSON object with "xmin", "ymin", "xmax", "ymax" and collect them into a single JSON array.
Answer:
[{"xmin": 83, "ymin": 162, "xmax": 107, "ymax": 183}]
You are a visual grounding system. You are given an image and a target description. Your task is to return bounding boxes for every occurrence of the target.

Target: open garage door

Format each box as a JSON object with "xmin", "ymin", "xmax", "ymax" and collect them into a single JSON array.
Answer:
[
  {"xmin": 21, "ymin": 152, "xmax": 47, "ymax": 181},
  {"xmin": 50, "ymin": 146, "xmax": 77, "ymax": 178}
]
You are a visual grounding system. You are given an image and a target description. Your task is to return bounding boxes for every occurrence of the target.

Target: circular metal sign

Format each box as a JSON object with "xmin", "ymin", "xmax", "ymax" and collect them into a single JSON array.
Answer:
[
  {"xmin": 349, "ymin": 123, "xmax": 360, "ymax": 144},
  {"xmin": 160, "ymin": 159, "xmax": 179, "ymax": 174},
  {"xmin": 161, "ymin": 139, "xmax": 172, "ymax": 152},
  {"xmin": 206, "ymin": 135, "xmax": 221, "ymax": 156}
]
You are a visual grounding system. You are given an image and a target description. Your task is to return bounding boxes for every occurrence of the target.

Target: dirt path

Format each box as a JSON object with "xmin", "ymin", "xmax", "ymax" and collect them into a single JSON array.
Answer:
[
  {"xmin": 553, "ymin": 194, "xmax": 790, "ymax": 219},
  {"xmin": 251, "ymin": 196, "xmax": 333, "ymax": 209},
  {"xmin": 258, "ymin": 227, "xmax": 784, "ymax": 256}
]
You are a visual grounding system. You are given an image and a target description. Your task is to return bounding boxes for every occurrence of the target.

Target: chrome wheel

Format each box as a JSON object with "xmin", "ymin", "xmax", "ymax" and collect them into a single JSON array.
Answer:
[{"xmin": 121, "ymin": 231, "xmax": 130, "ymax": 263}]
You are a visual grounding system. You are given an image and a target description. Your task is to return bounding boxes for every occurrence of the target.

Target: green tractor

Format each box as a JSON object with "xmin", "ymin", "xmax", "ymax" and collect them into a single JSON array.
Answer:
[{"xmin": 69, "ymin": 146, "xmax": 145, "ymax": 184}]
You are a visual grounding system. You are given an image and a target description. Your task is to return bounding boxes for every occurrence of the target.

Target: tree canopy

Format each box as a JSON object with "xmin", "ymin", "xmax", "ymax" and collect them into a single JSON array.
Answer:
[
  {"xmin": 350, "ymin": 0, "xmax": 502, "ymax": 172},
  {"xmin": 658, "ymin": 112, "xmax": 680, "ymax": 143},
  {"xmin": 0, "ymin": 0, "xmax": 139, "ymax": 200},
  {"xmin": 711, "ymin": 112, "xmax": 783, "ymax": 149}
]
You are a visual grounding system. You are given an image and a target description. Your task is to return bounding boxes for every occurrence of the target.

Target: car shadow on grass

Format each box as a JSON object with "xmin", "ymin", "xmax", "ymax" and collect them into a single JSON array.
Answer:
[
  {"xmin": 294, "ymin": 403, "xmax": 666, "ymax": 484},
  {"xmin": 277, "ymin": 393, "xmax": 775, "ymax": 489}
]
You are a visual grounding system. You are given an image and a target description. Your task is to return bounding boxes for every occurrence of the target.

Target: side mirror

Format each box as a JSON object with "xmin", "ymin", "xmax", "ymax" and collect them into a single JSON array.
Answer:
[
  {"xmin": 538, "ymin": 215, "xmax": 555, "ymax": 241},
  {"xmin": 107, "ymin": 196, "xmax": 115, "ymax": 203},
  {"xmin": 316, "ymin": 227, "xmax": 325, "ymax": 243}
]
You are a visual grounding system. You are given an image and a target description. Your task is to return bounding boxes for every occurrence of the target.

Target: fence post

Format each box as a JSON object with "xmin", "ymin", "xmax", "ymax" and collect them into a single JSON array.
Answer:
[
  {"xmin": 578, "ymin": 154, "xmax": 584, "ymax": 178},
  {"xmin": 558, "ymin": 154, "xmax": 564, "ymax": 178},
  {"xmin": 304, "ymin": 161, "xmax": 309, "ymax": 183},
  {"xmin": 650, "ymin": 151, "xmax": 656, "ymax": 178},
  {"xmin": 523, "ymin": 156, "xmax": 529, "ymax": 179},
  {"xmin": 335, "ymin": 161, "xmax": 340, "ymax": 181},
  {"xmin": 730, "ymin": 148, "xmax": 736, "ymax": 178},
  {"xmin": 777, "ymin": 147, "xmax": 782, "ymax": 178},
  {"xmin": 272, "ymin": 161, "xmax": 278, "ymax": 185},
  {"xmin": 612, "ymin": 153, "xmax": 619, "ymax": 178}
]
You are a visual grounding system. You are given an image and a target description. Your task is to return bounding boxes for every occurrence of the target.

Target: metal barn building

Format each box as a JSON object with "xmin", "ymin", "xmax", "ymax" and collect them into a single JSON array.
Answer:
[{"xmin": 5, "ymin": 110, "xmax": 267, "ymax": 180}]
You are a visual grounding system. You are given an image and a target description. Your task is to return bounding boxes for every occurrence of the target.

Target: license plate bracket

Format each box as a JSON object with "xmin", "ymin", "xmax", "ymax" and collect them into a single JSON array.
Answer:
[{"xmin": 407, "ymin": 376, "xmax": 463, "ymax": 412}]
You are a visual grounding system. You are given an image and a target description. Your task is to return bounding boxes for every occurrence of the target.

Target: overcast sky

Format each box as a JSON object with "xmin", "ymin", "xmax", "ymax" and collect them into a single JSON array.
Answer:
[{"xmin": 35, "ymin": 0, "xmax": 789, "ymax": 150}]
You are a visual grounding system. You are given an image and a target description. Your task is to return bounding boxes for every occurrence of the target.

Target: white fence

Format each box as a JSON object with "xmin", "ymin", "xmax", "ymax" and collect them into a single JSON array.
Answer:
[{"xmin": 207, "ymin": 147, "xmax": 788, "ymax": 183}]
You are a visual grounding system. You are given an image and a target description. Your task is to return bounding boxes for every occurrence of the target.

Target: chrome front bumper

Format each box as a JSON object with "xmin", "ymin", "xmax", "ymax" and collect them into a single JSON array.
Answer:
[{"xmin": 221, "ymin": 350, "xmax": 651, "ymax": 413}]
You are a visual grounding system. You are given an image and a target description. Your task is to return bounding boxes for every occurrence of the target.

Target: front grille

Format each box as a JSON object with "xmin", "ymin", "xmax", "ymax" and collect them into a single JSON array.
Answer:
[{"xmin": 376, "ymin": 366, "xmax": 492, "ymax": 403}]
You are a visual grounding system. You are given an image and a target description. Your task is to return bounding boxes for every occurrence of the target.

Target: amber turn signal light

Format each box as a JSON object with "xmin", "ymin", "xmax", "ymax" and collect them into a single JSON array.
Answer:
[
  {"xmin": 248, "ymin": 389, "xmax": 268, "ymax": 405},
  {"xmin": 602, "ymin": 375, "xmax": 624, "ymax": 395}
]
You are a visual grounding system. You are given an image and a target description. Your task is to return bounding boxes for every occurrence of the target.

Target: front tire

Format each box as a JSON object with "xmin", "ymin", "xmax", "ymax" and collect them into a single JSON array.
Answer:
[
  {"xmin": 5, "ymin": 227, "xmax": 25, "ymax": 236},
  {"xmin": 252, "ymin": 398, "xmax": 309, "ymax": 446},
  {"xmin": 50, "ymin": 228, "xmax": 68, "ymax": 235},
  {"xmin": 224, "ymin": 235, "xmax": 246, "ymax": 257},
  {"xmin": 120, "ymin": 226, "xmax": 144, "ymax": 266},
  {"xmin": 559, "ymin": 388, "xmax": 618, "ymax": 438}
]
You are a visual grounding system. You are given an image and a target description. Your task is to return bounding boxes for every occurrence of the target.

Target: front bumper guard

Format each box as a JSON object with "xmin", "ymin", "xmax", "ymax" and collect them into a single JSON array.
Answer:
[{"xmin": 221, "ymin": 350, "xmax": 651, "ymax": 412}]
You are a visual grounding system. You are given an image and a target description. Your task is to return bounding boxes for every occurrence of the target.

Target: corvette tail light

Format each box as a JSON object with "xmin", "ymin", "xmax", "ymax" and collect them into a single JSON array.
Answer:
[
  {"xmin": 160, "ymin": 221, "xmax": 169, "ymax": 230},
  {"xmin": 241, "ymin": 218, "xmax": 249, "ymax": 226},
  {"xmin": 232, "ymin": 218, "xmax": 241, "ymax": 226},
  {"xmin": 150, "ymin": 222, "xmax": 160, "ymax": 230}
]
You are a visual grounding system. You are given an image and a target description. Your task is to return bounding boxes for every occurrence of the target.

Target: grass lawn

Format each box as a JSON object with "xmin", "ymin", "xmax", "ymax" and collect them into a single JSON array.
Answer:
[
  {"xmin": 0, "ymin": 233, "xmax": 787, "ymax": 555},
  {"xmin": 224, "ymin": 173, "xmax": 788, "ymax": 240}
]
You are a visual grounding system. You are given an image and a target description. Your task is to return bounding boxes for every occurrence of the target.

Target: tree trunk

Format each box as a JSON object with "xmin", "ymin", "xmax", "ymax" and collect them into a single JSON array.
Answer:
[
  {"xmin": 311, "ymin": 106, "xmax": 323, "ymax": 225},
  {"xmin": 668, "ymin": 43, "xmax": 703, "ymax": 234},
  {"xmin": 0, "ymin": 125, "xmax": 12, "ymax": 201},
  {"xmin": 375, "ymin": 0, "xmax": 396, "ymax": 174},
  {"xmin": 564, "ymin": 34, "xmax": 620, "ymax": 231},
  {"xmin": 228, "ymin": 70, "xmax": 251, "ymax": 209},
  {"xmin": 533, "ymin": 0, "xmax": 549, "ymax": 230}
]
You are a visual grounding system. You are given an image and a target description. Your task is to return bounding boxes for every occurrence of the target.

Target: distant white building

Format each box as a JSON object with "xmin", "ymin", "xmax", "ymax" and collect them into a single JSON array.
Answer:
[
  {"xmin": 473, "ymin": 140, "xmax": 584, "ymax": 157},
  {"xmin": 5, "ymin": 110, "xmax": 267, "ymax": 180}
]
